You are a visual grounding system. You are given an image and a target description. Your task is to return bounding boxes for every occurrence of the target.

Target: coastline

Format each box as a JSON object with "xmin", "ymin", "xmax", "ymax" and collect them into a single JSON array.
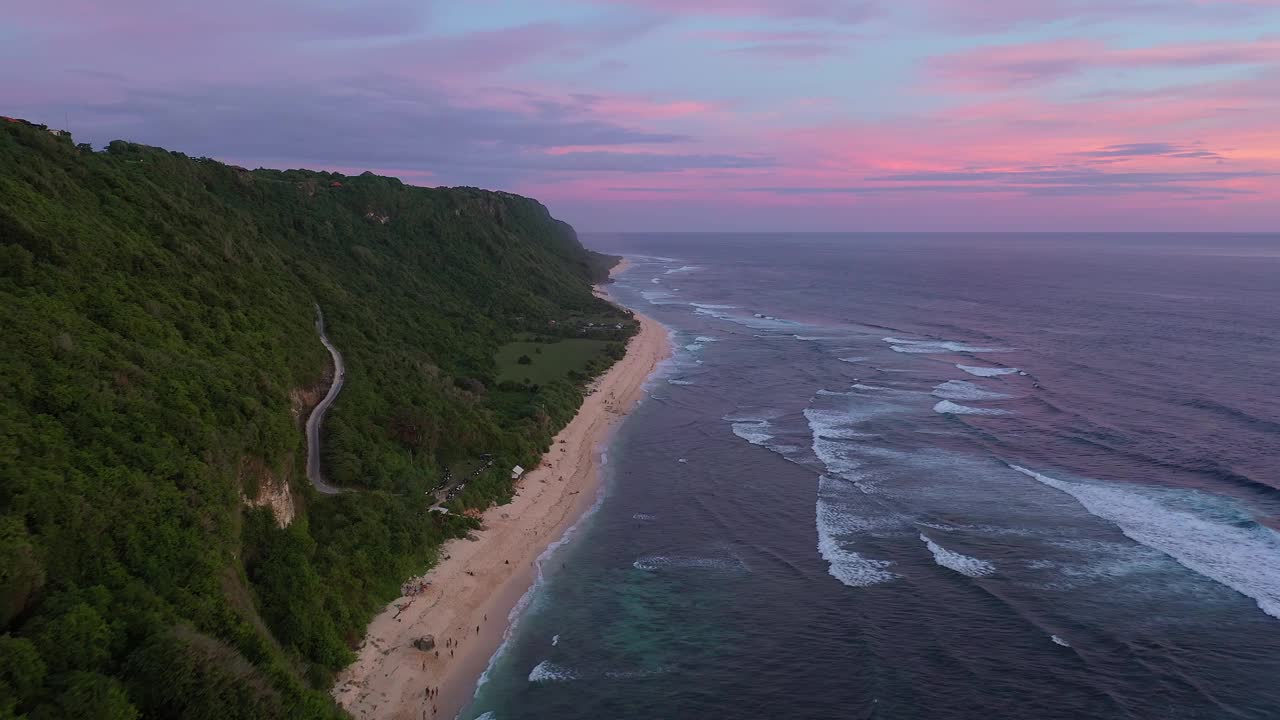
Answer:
[{"xmin": 332, "ymin": 258, "xmax": 667, "ymax": 720}]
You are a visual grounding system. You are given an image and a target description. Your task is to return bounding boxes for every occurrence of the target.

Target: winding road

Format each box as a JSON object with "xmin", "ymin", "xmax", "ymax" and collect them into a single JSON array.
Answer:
[{"xmin": 305, "ymin": 304, "xmax": 346, "ymax": 495}]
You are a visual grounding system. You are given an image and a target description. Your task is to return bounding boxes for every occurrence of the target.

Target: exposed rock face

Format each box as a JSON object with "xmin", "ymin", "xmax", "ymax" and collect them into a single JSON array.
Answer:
[
  {"xmin": 289, "ymin": 383, "xmax": 327, "ymax": 427},
  {"xmin": 240, "ymin": 457, "xmax": 296, "ymax": 528}
]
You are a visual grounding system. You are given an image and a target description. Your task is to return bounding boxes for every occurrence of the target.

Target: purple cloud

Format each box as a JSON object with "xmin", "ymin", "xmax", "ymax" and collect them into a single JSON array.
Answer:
[
  {"xmin": 918, "ymin": 0, "xmax": 1280, "ymax": 32},
  {"xmin": 1076, "ymin": 142, "xmax": 1226, "ymax": 160},
  {"xmin": 590, "ymin": 0, "xmax": 879, "ymax": 23}
]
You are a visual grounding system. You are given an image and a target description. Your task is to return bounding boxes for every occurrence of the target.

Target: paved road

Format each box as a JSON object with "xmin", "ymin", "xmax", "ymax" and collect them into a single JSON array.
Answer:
[{"xmin": 305, "ymin": 304, "xmax": 346, "ymax": 495}]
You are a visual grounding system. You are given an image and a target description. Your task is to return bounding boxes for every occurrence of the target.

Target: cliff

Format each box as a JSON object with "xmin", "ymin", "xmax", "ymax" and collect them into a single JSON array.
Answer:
[{"xmin": 0, "ymin": 119, "xmax": 631, "ymax": 718}]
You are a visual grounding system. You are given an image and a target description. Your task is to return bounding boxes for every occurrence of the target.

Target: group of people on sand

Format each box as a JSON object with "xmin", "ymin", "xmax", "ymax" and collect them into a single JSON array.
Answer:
[{"xmin": 419, "ymin": 613, "xmax": 492, "ymax": 716}]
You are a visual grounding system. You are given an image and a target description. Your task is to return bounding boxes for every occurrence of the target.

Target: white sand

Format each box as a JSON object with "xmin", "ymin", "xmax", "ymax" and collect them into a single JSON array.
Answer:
[{"xmin": 332, "ymin": 260, "xmax": 667, "ymax": 719}]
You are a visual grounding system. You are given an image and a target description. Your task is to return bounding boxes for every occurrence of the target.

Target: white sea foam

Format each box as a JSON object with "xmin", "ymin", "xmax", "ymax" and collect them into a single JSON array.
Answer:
[
  {"xmin": 689, "ymin": 303, "xmax": 735, "ymax": 310},
  {"xmin": 932, "ymin": 380, "xmax": 1012, "ymax": 401},
  {"xmin": 640, "ymin": 289, "xmax": 675, "ymax": 304},
  {"xmin": 816, "ymin": 389, "xmax": 851, "ymax": 397},
  {"xmin": 632, "ymin": 513, "xmax": 655, "ymax": 521},
  {"xmin": 885, "ymin": 337, "xmax": 1011, "ymax": 354},
  {"xmin": 668, "ymin": 378, "xmax": 694, "ymax": 385},
  {"xmin": 693, "ymin": 306, "xmax": 731, "ymax": 320},
  {"xmin": 551, "ymin": 634, "xmax": 560, "ymax": 646},
  {"xmin": 632, "ymin": 555, "xmax": 746, "ymax": 572},
  {"xmin": 664, "ymin": 265, "xmax": 702, "ymax": 274},
  {"xmin": 1011, "ymin": 464, "xmax": 1280, "ymax": 621},
  {"xmin": 684, "ymin": 335, "xmax": 720, "ymax": 352},
  {"xmin": 1051, "ymin": 635, "xmax": 1071, "ymax": 647},
  {"xmin": 851, "ymin": 383, "xmax": 888, "ymax": 391},
  {"xmin": 919, "ymin": 533, "xmax": 995, "ymax": 577},
  {"xmin": 957, "ymin": 364, "xmax": 1019, "ymax": 377},
  {"xmin": 528, "ymin": 661, "xmax": 577, "ymax": 683},
  {"xmin": 731, "ymin": 419, "xmax": 774, "ymax": 446},
  {"xmin": 476, "ymin": 713, "xmax": 498, "ymax": 720},
  {"xmin": 933, "ymin": 400, "xmax": 1013, "ymax": 416},
  {"xmin": 839, "ymin": 356, "xmax": 869, "ymax": 363},
  {"xmin": 650, "ymin": 277, "xmax": 661, "ymax": 284},
  {"xmin": 816, "ymin": 486, "xmax": 898, "ymax": 587}
]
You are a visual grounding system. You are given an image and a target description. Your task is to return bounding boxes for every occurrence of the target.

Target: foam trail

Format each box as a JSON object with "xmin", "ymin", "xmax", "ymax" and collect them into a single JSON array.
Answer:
[
  {"xmin": 1011, "ymin": 465, "xmax": 1280, "ymax": 621},
  {"xmin": 884, "ymin": 337, "xmax": 1011, "ymax": 354},
  {"xmin": 920, "ymin": 533, "xmax": 995, "ymax": 577},
  {"xmin": 817, "ymin": 491, "xmax": 898, "ymax": 587},
  {"xmin": 1051, "ymin": 635, "xmax": 1071, "ymax": 647},
  {"xmin": 731, "ymin": 419, "xmax": 774, "ymax": 446},
  {"xmin": 934, "ymin": 400, "xmax": 1013, "ymax": 416},
  {"xmin": 665, "ymin": 265, "xmax": 701, "ymax": 274},
  {"xmin": 551, "ymin": 634, "xmax": 560, "ymax": 646},
  {"xmin": 476, "ymin": 713, "xmax": 498, "ymax": 720},
  {"xmin": 633, "ymin": 555, "xmax": 746, "ymax": 572},
  {"xmin": 528, "ymin": 661, "xmax": 577, "ymax": 683},
  {"xmin": 957, "ymin": 364, "xmax": 1019, "ymax": 377},
  {"xmin": 932, "ymin": 380, "xmax": 1012, "ymax": 401}
]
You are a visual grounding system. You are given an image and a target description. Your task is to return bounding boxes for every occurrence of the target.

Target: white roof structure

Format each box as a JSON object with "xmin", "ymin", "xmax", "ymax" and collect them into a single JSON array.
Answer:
[{"xmin": 511, "ymin": 465, "xmax": 525, "ymax": 479}]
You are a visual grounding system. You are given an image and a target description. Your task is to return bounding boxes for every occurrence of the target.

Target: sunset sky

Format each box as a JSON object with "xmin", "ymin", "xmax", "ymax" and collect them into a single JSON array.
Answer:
[{"xmin": 5, "ymin": 0, "xmax": 1279, "ymax": 230}]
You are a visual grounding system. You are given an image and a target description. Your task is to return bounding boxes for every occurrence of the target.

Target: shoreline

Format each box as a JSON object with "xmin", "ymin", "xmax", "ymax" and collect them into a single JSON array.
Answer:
[{"xmin": 332, "ymin": 257, "xmax": 666, "ymax": 719}]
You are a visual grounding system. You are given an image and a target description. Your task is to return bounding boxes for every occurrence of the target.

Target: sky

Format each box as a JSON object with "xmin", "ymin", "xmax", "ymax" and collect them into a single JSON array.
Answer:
[{"xmin": 4, "ymin": 0, "xmax": 1280, "ymax": 231}]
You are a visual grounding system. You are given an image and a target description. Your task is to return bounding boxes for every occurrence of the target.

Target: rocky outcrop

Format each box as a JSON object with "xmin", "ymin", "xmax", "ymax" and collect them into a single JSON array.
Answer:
[{"xmin": 240, "ymin": 457, "xmax": 296, "ymax": 528}]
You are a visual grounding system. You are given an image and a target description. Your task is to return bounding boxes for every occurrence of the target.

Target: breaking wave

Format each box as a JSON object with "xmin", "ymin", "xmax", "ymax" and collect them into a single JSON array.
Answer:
[
  {"xmin": 884, "ymin": 337, "xmax": 1011, "ymax": 354},
  {"xmin": 529, "ymin": 661, "xmax": 578, "ymax": 683},
  {"xmin": 1011, "ymin": 465, "xmax": 1280, "ymax": 620},
  {"xmin": 957, "ymin": 364, "xmax": 1019, "ymax": 377},
  {"xmin": 933, "ymin": 400, "xmax": 1013, "ymax": 416},
  {"xmin": 932, "ymin": 380, "xmax": 1012, "ymax": 401},
  {"xmin": 817, "ymin": 483, "xmax": 898, "ymax": 587},
  {"xmin": 919, "ymin": 533, "xmax": 995, "ymax": 577},
  {"xmin": 731, "ymin": 419, "xmax": 774, "ymax": 446}
]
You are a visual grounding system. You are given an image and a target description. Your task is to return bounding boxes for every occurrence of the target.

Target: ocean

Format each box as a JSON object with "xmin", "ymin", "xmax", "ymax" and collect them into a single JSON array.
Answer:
[{"xmin": 461, "ymin": 233, "xmax": 1280, "ymax": 720}]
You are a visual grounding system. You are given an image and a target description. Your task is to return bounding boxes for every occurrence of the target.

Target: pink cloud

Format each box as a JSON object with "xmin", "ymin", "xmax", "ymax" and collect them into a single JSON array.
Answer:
[
  {"xmin": 918, "ymin": 0, "xmax": 1280, "ymax": 32},
  {"xmin": 931, "ymin": 37, "xmax": 1280, "ymax": 89}
]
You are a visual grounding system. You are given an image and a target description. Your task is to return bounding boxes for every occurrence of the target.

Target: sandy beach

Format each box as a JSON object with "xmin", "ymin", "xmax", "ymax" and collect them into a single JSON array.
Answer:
[{"xmin": 332, "ymin": 259, "xmax": 667, "ymax": 720}]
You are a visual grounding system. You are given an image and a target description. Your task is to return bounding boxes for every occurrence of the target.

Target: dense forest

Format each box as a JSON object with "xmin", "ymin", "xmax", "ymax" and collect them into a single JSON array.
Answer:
[{"xmin": 0, "ymin": 118, "xmax": 635, "ymax": 718}]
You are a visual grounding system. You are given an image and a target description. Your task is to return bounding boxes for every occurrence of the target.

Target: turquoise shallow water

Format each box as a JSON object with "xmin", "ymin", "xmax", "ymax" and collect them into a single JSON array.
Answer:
[{"xmin": 463, "ymin": 233, "xmax": 1280, "ymax": 720}]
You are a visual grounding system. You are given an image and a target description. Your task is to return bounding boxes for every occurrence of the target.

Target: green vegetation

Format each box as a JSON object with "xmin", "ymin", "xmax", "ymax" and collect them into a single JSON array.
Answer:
[
  {"xmin": 495, "ymin": 338, "xmax": 623, "ymax": 385},
  {"xmin": 0, "ymin": 118, "xmax": 635, "ymax": 718}
]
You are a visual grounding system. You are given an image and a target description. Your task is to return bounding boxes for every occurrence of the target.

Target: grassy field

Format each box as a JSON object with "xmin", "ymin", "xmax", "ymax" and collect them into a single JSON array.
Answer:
[{"xmin": 495, "ymin": 338, "xmax": 615, "ymax": 384}]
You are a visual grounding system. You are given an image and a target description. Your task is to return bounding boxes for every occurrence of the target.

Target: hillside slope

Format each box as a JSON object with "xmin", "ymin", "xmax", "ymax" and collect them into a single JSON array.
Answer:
[{"xmin": 0, "ymin": 119, "xmax": 632, "ymax": 719}]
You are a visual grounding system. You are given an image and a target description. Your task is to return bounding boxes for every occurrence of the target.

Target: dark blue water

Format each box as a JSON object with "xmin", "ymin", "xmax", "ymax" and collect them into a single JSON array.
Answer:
[{"xmin": 463, "ymin": 234, "xmax": 1280, "ymax": 720}]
